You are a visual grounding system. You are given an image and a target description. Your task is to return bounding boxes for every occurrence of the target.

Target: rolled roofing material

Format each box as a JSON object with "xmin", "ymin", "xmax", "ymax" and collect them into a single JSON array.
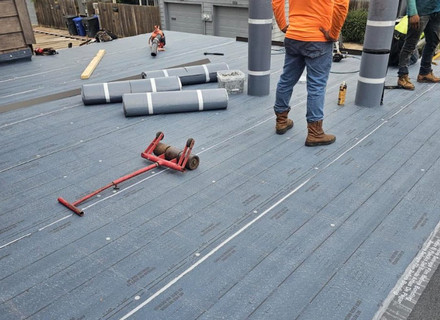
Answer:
[
  {"xmin": 123, "ymin": 88, "xmax": 229, "ymax": 117},
  {"xmin": 141, "ymin": 62, "xmax": 229, "ymax": 85},
  {"xmin": 81, "ymin": 76, "xmax": 182, "ymax": 105}
]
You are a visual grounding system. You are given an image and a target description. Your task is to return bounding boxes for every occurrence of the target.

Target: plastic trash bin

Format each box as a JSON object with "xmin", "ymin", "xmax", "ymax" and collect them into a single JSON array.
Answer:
[
  {"xmin": 73, "ymin": 17, "xmax": 86, "ymax": 36},
  {"xmin": 83, "ymin": 16, "xmax": 100, "ymax": 38},
  {"xmin": 65, "ymin": 15, "xmax": 78, "ymax": 35}
]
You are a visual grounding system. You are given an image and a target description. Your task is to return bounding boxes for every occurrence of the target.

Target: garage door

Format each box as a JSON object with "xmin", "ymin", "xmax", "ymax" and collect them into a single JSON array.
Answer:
[
  {"xmin": 166, "ymin": 3, "xmax": 203, "ymax": 35},
  {"xmin": 213, "ymin": 5, "xmax": 286, "ymax": 42},
  {"xmin": 213, "ymin": 6, "xmax": 248, "ymax": 38}
]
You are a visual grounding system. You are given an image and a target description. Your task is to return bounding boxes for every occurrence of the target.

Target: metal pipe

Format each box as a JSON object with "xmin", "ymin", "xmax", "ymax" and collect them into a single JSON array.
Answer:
[
  {"xmin": 355, "ymin": 0, "xmax": 400, "ymax": 107},
  {"xmin": 247, "ymin": 0, "xmax": 272, "ymax": 96}
]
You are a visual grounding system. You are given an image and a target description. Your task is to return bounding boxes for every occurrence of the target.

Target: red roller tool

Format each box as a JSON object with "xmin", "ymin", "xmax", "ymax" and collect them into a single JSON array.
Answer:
[{"xmin": 57, "ymin": 132, "xmax": 199, "ymax": 217}]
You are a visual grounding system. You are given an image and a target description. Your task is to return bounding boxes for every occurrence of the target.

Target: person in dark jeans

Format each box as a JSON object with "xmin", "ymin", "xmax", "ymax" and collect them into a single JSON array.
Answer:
[
  {"xmin": 397, "ymin": 0, "xmax": 440, "ymax": 90},
  {"xmin": 272, "ymin": 0, "xmax": 349, "ymax": 146}
]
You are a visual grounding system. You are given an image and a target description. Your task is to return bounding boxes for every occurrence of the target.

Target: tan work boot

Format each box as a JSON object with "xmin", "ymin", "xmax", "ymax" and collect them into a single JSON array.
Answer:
[
  {"xmin": 275, "ymin": 111, "xmax": 294, "ymax": 135},
  {"xmin": 397, "ymin": 74, "xmax": 415, "ymax": 90},
  {"xmin": 305, "ymin": 120, "xmax": 336, "ymax": 146},
  {"xmin": 417, "ymin": 71, "xmax": 440, "ymax": 83}
]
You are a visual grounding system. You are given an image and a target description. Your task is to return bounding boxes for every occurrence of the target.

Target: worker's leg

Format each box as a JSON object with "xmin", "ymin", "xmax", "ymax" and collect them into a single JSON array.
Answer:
[
  {"xmin": 398, "ymin": 16, "xmax": 428, "ymax": 77},
  {"xmin": 419, "ymin": 12, "xmax": 440, "ymax": 76},
  {"xmin": 274, "ymin": 38, "xmax": 306, "ymax": 114},
  {"xmin": 304, "ymin": 41, "xmax": 333, "ymax": 122}
]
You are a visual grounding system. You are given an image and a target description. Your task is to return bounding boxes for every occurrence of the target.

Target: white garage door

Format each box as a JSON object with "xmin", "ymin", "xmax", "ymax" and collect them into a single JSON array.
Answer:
[
  {"xmin": 213, "ymin": 5, "xmax": 286, "ymax": 42},
  {"xmin": 167, "ymin": 3, "xmax": 203, "ymax": 34},
  {"xmin": 213, "ymin": 6, "xmax": 248, "ymax": 38}
]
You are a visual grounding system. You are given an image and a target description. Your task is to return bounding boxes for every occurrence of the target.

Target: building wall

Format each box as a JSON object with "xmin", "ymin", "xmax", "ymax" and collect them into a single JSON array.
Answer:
[{"xmin": 157, "ymin": 0, "xmax": 286, "ymax": 41}]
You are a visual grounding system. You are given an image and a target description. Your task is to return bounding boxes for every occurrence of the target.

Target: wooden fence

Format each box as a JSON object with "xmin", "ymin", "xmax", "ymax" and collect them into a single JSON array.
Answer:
[
  {"xmin": 34, "ymin": 0, "xmax": 77, "ymax": 29},
  {"xmin": 97, "ymin": 3, "xmax": 160, "ymax": 37},
  {"xmin": 349, "ymin": 0, "xmax": 369, "ymax": 11},
  {"xmin": 33, "ymin": 0, "xmax": 160, "ymax": 38}
]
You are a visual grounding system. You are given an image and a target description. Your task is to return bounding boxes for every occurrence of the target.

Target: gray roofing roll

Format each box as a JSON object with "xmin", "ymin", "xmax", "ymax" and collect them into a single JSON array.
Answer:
[
  {"xmin": 141, "ymin": 62, "xmax": 229, "ymax": 85},
  {"xmin": 81, "ymin": 76, "xmax": 182, "ymax": 105},
  {"xmin": 123, "ymin": 88, "xmax": 229, "ymax": 117}
]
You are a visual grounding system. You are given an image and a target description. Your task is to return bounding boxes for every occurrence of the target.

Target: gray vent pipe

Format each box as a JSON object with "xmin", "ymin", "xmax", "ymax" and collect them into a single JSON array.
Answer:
[
  {"xmin": 355, "ymin": 0, "xmax": 399, "ymax": 107},
  {"xmin": 247, "ymin": 0, "xmax": 272, "ymax": 96},
  {"xmin": 141, "ymin": 63, "xmax": 229, "ymax": 85},
  {"xmin": 123, "ymin": 88, "xmax": 229, "ymax": 117},
  {"xmin": 81, "ymin": 77, "xmax": 182, "ymax": 105}
]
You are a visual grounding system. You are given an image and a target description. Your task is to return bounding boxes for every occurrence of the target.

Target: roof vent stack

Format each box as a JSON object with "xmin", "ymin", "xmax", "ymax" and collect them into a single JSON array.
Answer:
[
  {"xmin": 247, "ymin": 0, "xmax": 272, "ymax": 96},
  {"xmin": 355, "ymin": 0, "xmax": 400, "ymax": 107}
]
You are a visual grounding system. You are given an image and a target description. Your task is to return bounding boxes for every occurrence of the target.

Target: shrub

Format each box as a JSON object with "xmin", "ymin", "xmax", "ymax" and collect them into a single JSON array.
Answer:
[{"xmin": 342, "ymin": 9, "xmax": 368, "ymax": 43}]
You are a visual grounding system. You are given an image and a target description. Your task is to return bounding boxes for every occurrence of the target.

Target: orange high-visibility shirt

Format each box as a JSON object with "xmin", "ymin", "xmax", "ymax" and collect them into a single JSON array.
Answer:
[{"xmin": 272, "ymin": 0, "xmax": 350, "ymax": 42}]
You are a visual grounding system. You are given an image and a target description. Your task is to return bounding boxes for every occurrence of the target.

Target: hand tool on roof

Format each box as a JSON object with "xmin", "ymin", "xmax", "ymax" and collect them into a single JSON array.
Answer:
[{"xmin": 57, "ymin": 132, "xmax": 199, "ymax": 217}]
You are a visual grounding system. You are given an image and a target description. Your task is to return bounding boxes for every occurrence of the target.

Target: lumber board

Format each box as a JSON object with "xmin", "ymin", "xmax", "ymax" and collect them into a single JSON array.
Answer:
[{"xmin": 80, "ymin": 49, "xmax": 106, "ymax": 80}]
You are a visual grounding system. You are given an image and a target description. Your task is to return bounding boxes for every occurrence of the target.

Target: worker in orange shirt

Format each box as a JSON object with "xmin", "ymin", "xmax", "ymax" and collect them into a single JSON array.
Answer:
[
  {"xmin": 149, "ymin": 25, "xmax": 166, "ymax": 56},
  {"xmin": 272, "ymin": 0, "xmax": 349, "ymax": 146}
]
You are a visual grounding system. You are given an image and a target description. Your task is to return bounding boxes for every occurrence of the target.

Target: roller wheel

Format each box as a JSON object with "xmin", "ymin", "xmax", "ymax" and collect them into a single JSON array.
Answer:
[
  {"xmin": 154, "ymin": 142, "xmax": 169, "ymax": 156},
  {"xmin": 186, "ymin": 138, "xmax": 195, "ymax": 148},
  {"xmin": 185, "ymin": 155, "xmax": 200, "ymax": 170},
  {"xmin": 156, "ymin": 131, "xmax": 163, "ymax": 139}
]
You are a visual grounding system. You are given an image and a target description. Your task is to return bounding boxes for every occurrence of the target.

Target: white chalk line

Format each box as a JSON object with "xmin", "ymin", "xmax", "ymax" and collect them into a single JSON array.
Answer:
[
  {"xmin": 0, "ymin": 233, "xmax": 32, "ymax": 249},
  {"xmin": 0, "ymin": 105, "xmax": 79, "ymax": 129},
  {"xmin": 119, "ymin": 178, "xmax": 311, "ymax": 320},
  {"xmin": 0, "ymin": 89, "xmax": 39, "ymax": 99}
]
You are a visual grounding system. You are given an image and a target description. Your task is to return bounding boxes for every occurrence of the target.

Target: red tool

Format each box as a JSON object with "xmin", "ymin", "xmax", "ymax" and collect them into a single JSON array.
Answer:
[{"xmin": 57, "ymin": 132, "xmax": 199, "ymax": 217}]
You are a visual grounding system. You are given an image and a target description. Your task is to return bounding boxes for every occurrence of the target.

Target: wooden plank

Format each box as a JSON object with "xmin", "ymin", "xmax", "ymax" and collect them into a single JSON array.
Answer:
[
  {"xmin": 80, "ymin": 49, "xmax": 106, "ymax": 80},
  {"xmin": 14, "ymin": 0, "xmax": 35, "ymax": 44},
  {"xmin": 0, "ymin": 32, "xmax": 25, "ymax": 50},
  {"xmin": 1, "ymin": 16, "xmax": 21, "ymax": 34},
  {"xmin": 0, "ymin": 0, "xmax": 17, "ymax": 18}
]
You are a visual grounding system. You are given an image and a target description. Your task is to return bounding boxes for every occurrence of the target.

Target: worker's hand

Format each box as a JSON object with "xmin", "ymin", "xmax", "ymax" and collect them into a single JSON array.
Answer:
[
  {"xmin": 281, "ymin": 25, "xmax": 289, "ymax": 33},
  {"xmin": 319, "ymin": 27, "xmax": 337, "ymax": 42},
  {"xmin": 409, "ymin": 14, "xmax": 420, "ymax": 30}
]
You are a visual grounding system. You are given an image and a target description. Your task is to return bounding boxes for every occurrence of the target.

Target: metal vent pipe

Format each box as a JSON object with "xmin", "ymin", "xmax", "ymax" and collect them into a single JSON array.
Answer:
[
  {"xmin": 247, "ymin": 0, "xmax": 272, "ymax": 96},
  {"xmin": 355, "ymin": 0, "xmax": 399, "ymax": 107}
]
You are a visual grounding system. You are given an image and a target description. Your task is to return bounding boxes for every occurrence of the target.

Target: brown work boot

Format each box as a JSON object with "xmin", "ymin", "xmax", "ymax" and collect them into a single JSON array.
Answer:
[
  {"xmin": 275, "ymin": 111, "xmax": 294, "ymax": 135},
  {"xmin": 417, "ymin": 71, "xmax": 440, "ymax": 83},
  {"xmin": 305, "ymin": 120, "xmax": 336, "ymax": 146},
  {"xmin": 397, "ymin": 74, "xmax": 415, "ymax": 90}
]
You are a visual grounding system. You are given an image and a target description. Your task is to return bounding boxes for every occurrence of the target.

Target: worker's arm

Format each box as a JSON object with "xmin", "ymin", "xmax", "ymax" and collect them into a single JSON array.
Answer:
[
  {"xmin": 407, "ymin": 0, "xmax": 420, "ymax": 29},
  {"xmin": 272, "ymin": 0, "xmax": 288, "ymax": 32},
  {"xmin": 324, "ymin": 0, "xmax": 350, "ymax": 41},
  {"xmin": 407, "ymin": 0, "xmax": 418, "ymax": 17}
]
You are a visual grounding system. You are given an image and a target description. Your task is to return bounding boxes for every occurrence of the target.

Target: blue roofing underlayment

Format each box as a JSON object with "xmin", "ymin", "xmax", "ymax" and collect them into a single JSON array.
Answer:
[{"xmin": 1, "ymin": 31, "xmax": 440, "ymax": 320}]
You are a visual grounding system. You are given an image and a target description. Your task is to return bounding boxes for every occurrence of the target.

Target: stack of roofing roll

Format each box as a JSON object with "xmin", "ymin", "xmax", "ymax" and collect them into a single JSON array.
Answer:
[
  {"xmin": 81, "ymin": 76, "xmax": 182, "ymax": 105},
  {"xmin": 82, "ymin": 62, "xmax": 230, "ymax": 117},
  {"xmin": 123, "ymin": 62, "xmax": 230, "ymax": 116}
]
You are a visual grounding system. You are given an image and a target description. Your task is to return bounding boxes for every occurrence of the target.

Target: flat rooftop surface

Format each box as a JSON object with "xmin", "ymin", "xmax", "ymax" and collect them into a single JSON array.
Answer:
[{"xmin": 1, "ymin": 31, "xmax": 440, "ymax": 320}]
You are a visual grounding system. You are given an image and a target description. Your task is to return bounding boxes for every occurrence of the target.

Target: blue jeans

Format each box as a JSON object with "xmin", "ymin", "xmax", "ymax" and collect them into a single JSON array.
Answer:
[
  {"xmin": 274, "ymin": 38, "xmax": 333, "ymax": 123},
  {"xmin": 398, "ymin": 12, "xmax": 440, "ymax": 76}
]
